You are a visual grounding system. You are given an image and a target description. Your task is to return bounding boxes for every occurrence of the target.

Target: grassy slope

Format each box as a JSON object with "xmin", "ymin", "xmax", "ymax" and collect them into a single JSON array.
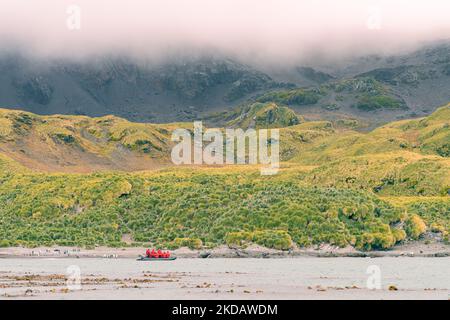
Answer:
[
  {"xmin": 252, "ymin": 77, "xmax": 407, "ymax": 117},
  {"xmin": 206, "ymin": 102, "xmax": 302, "ymax": 129},
  {"xmin": 281, "ymin": 105, "xmax": 450, "ymax": 196},
  {"xmin": 0, "ymin": 166, "xmax": 408, "ymax": 250},
  {"xmin": 0, "ymin": 108, "xmax": 191, "ymax": 172},
  {"xmin": 0, "ymin": 105, "xmax": 448, "ymax": 250}
]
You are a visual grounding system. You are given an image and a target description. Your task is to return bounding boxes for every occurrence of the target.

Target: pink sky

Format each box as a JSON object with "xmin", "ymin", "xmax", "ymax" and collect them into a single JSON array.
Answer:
[{"xmin": 1, "ymin": 0, "xmax": 449, "ymax": 62}]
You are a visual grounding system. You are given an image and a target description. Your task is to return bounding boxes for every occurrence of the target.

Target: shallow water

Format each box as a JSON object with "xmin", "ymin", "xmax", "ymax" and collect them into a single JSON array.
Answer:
[{"xmin": 0, "ymin": 257, "xmax": 449, "ymax": 299}]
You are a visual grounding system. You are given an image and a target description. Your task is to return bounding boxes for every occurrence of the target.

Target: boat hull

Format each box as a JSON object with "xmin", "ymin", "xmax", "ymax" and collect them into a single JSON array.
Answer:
[{"xmin": 137, "ymin": 256, "xmax": 177, "ymax": 261}]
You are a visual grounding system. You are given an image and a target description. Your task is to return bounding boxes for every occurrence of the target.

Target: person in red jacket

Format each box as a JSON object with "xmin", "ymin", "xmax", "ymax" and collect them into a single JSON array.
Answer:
[{"xmin": 145, "ymin": 249, "xmax": 171, "ymax": 258}]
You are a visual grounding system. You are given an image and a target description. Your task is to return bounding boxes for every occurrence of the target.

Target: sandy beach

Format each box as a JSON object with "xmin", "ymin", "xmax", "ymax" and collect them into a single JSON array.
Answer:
[
  {"xmin": 1, "ymin": 243, "xmax": 449, "ymax": 300},
  {"xmin": 1, "ymin": 242, "xmax": 449, "ymax": 299},
  {"xmin": 0, "ymin": 257, "xmax": 449, "ymax": 300}
]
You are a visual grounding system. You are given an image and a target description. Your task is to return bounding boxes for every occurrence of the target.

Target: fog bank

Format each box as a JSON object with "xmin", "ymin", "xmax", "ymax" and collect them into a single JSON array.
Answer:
[{"xmin": 1, "ymin": 0, "xmax": 449, "ymax": 64}]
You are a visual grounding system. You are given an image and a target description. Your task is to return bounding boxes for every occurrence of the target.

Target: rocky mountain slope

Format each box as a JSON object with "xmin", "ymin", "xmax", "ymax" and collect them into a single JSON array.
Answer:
[
  {"xmin": 0, "ymin": 56, "xmax": 290, "ymax": 123},
  {"xmin": 249, "ymin": 42, "xmax": 450, "ymax": 128},
  {"xmin": 0, "ymin": 42, "xmax": 448, "ymax": 127}
]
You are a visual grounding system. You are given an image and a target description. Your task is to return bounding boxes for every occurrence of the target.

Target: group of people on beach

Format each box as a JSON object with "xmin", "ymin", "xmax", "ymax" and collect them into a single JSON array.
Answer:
[{"xmin": 145, "ymin": 248, "xmax": 171, "ymax": 258}]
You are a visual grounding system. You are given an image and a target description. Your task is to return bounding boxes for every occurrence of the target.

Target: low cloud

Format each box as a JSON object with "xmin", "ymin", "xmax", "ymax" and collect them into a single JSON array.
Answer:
[{"xmin": 1, "ymin": 0, "xmax": 449, "ymax": 64}]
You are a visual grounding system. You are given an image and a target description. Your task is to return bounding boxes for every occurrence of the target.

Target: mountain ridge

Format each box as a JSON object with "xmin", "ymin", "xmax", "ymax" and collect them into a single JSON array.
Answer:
[{"xmin": 0, "ymin": 42, "xmax": 449, "ymax": 127}]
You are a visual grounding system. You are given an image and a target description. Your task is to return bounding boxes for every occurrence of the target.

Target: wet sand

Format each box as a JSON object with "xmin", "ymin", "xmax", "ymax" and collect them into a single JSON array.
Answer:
[{"xmin": 0, "ymin": 257, "xmax": 449, "ymax": 300}]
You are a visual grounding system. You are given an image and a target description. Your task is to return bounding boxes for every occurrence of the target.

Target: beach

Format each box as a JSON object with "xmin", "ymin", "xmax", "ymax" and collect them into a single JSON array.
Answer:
[
  {"xmin": 0, "ymin": 256, "xmax": 449, "ymax": 300},
  {"xmin": 1, "ymin": 241, "xmax": 449, "ymax": 259}
]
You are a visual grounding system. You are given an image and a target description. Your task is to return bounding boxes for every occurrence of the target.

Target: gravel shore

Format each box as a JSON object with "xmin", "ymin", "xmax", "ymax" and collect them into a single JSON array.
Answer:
[{"xmin": 1, "ymin": 241, "xmax": 449, "ymax": 259}]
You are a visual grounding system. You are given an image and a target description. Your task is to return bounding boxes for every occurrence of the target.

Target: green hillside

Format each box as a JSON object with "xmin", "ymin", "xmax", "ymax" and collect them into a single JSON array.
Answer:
[
  {"xmin": 207, "ymin": 102, "xmax": 302, "ymax": 129},
  {"xmin": 0, "ymin": 108, "xmax": 188, "ymax": 172},
  {"xmin": 0, "ymin": 104, "xmax": 448, "ymax": 250},
  {"xmin": 254, "ymin": 77, "xmax": 407, "ymax": 112}
]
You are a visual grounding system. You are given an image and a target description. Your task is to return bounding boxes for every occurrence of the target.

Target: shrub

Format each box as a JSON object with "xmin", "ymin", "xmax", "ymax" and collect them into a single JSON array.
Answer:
[
  {"xmin": 225, "ymin": 231, "xmax": 253, "ymax": 248},
  {"xmin": 170, "ymin": 237, "xmax": 203, "ymax": 250},
  {"xmin": 54, "ymin": 133, "xmax": 75, "ymax": 144},
  {"xmin": 436, "ymin": 143, "xmax": 450, "ymax": 157},
  {"xmin": 226, "ymin": 230, "xmax": 293, "ymax": 250},
  {"xmin": 430, "ymin": 223, "xmax": 445, "ymax": 234},
  {"xmin": 0, "ymin": 239, "xmax": 11, "ymax": 247},
  {"xmin": 405, "ymin": 214, "xmax": 427, "ymax": 239},
  {"xmin": 257, "ymin": 89, "xmax": 322, "ymax": 106},
  {"xmin": 371, "ymin": 232, "xmax": 396, "ymax": 250},
  {"xmin": 391, "ymin": 228, "xmax": 406, "ymax": 243},
  {"xmin": 356, "ymin": 231, "xmax": 396, "ymax": 250},
  {"xmin": 252, "ymin": 230, "xmax": 293, "ymax": 250},
  {"xmin": 356, "ymin": 95, "xmax": 405, "ymax": 111}
]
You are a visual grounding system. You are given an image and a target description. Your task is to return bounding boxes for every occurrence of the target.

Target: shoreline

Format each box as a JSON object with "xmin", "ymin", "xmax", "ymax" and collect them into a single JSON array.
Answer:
[
  {"xmin": 1, "ymin": 241, "xmax": 449, "ymax": 259},
  {"xmin": 1, "ymin": 256, "xmax": 448, "ymax": 299}
]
